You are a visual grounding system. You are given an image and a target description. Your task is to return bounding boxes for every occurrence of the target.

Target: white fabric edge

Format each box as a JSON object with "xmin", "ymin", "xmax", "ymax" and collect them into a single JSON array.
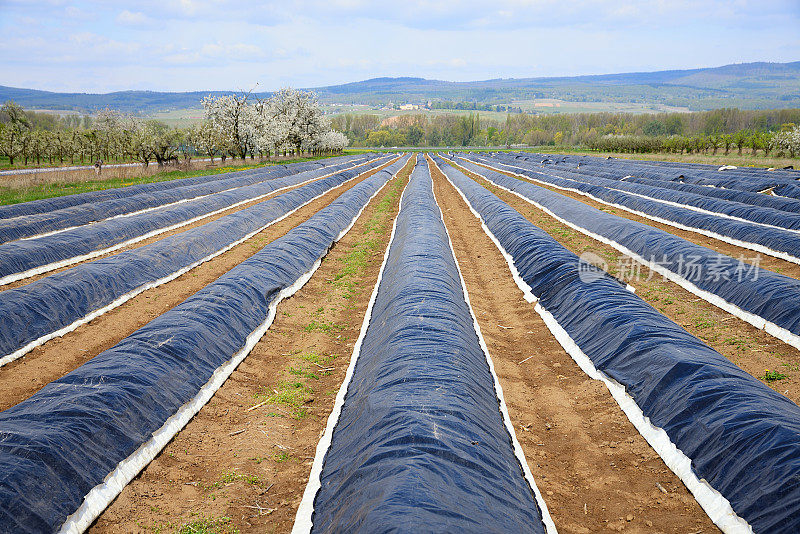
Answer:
[
  {"xmin": 471, "ymin": 156, "xmax": 800, "ymax": 266},
  {"xmin": 56, "ymin": 155, "xmax": 404, "ymax": 534},
  {"xmin": 439, "ymin": 159, "xmax": 753, "ymax": 534},
  {"xmin": 291, "ymin": 156, "xmax": 415, "ymax": 534},
  {"xmin": 0, "ymin": 158, "xmax": 388, "ymax": 287},
  {"xmin": 429, "ymin": 157, "xmax": 557, "ymax": 534},
  {"xmin": 0, "ymin": 156, "xmax": 401, "ymax": 369},
  {"xmin": 454, "ymin": 157, "xmax": 800, "ymax": 350},
  {"xmin": 14, "ymin": 159, "xmax": 374, "ymax": 244}
]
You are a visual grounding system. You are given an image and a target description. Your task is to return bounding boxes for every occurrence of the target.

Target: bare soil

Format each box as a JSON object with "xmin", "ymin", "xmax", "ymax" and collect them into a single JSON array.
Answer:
[
  {"xmin": 0, "ymin": 159, "xmax": 400, "ymax": 412},
  {"xmin": 429, "ymin": 157, "xmax": 717, "ymax": 534},
  {"xmin": 87, "ymin": 158, "xmax": 415, "ymax": 533},
  {"xmin": 448, "ymin": 158, "xmax": 800, "ymax": 405}
]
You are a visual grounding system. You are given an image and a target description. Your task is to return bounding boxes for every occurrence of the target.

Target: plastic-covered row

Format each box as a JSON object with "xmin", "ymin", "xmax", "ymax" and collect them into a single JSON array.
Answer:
[
  {"xmin": 0, "ymin": 156, "xmax": 409, "ymax": 365},
  {"xmin": 436, "ymin": 157, "xmax": 800, "ymax": 533},
  {"xmin": 0, "ymin": 155, "xmax": 375, "ymax": 244},
  {"xmin": 0, "ymin": 154, "xmax": 361, "ymax": 221},
  {"xmin": 477, "ymin": 155, "xmax": 800, "ymax": 232},
  {"xmin": 0, "ymin": 153, "xmax": 405, "ymax": 534},
  {"xmin": 464, "ymin": 154, "xmax": 800, "ymax": 263},
  {"xmin": 452, "ymin": 156, "xmax": 800, "ymax": 346},
  {"xmin": 0, "ymin": 155, "xmax": 395, "ymax": 284},
  {"xmin": 304, "ymin": 157, "xmax": 548, "ymax": 533},
  {"xmin": 487, "ymin": 151, "xmax": 800, "ymax": 198}
]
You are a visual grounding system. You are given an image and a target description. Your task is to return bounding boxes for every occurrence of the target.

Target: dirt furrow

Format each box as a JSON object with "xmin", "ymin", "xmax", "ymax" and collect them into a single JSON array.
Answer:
[
  {"xmin": 429, "ymin": 158, "xmax": 718, "ymax": 534},
  {"xmin": 449, "ymin": 159, "xmax": 800, "ymax": 405},
  {"xmin": 0, "ymin": 160, "xmax": 398, "ymax": 413},
  {"xmin": 87, "ymin": 158, "xmax": 414, "ymax": 533}
]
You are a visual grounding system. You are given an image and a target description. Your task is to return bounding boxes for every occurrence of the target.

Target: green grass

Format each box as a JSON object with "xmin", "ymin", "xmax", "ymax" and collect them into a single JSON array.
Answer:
[
  {"xmin": 254, "ymin": 381, "xmax": 313, "ymax": 419},
  {"xmin": 303, "ymin": 319, "xmax": 346, "ymax": 334},
  {"xmin": 274, "ymin": 451, "xmax": 292, "ymax": 463},
  {"xmin": 176, "ymin": 515, "xmax": 238, "ymax": 534},
  {"xmin": 761, "ymin": 369, "xmax": 789, "ymax": 382}
]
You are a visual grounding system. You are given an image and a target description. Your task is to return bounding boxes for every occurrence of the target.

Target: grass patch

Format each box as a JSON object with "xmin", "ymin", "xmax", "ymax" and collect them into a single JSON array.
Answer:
[
  {"xmin": 274, "ymin": 452, "xmax": 292, "ymax": 463},
  {"xmin": 304, "ymin": 319, "xmax": 346, "ymax": 334},
  {"xmin": 289, "ymin": 366, "xmax": 320, "ymax": 380},
  {"xmin": 256, "ymin": 381, "xmax": 312, "ymax": 406},
  {"xmin": 761, "ymin": 369, "xmax": 789, "ymax": 382},
  {"xmin": 176, "ymin": 515, "xmax": 238, "ymax": 534}
]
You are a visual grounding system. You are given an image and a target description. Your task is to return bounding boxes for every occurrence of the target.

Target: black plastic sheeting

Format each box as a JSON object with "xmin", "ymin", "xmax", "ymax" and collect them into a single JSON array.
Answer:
[
  {"xmin": 0, "ymin": 153, "xmax": 404, "ymax": 534},
  {"xmin": 0, "ymin": 156, "xmax": 410, "ymax": 362},
  {"xmin": 0, "ymin": 155, "xmax": 358, "ymax": 220},
  {"xmin": 0, "ymin": 155, "xmax": 374, "ymax": 243},
  {"xmin": 451, "ymin": 156, "xmax": 800, "ymax": 343},
  {"xmin": 489, "ymin": 151, "xmax": 800, "ymax": 198},
  {"xmin": 464, "ymin": 153, "xmax": 800, "ymax": 262},
  {"xmin": 480, "ymin": 155, "xmax": 800, "ymax": 232},
  {"xmin": 436, "ymin": 157, "xmax": 800, "ymax": 532},
  {"xmin": 0, "ymin": 155, "xmax": 394, "ymax": 281},
  {"xmin": 309, "ymin": 158, "xmax": 546, "ymax": 533}
]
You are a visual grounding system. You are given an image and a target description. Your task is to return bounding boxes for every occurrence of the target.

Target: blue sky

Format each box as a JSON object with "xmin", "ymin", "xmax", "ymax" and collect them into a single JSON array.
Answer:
[{"xmin": 1, "ymin": 0, "xmax": 799, "ymax": 93}]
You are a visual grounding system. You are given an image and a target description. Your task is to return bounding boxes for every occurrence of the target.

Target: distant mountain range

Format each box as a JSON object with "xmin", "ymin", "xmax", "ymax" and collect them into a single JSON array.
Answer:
[{"xmin": 2, "ymin": 61, "xmax": 799, "ymax": 115}]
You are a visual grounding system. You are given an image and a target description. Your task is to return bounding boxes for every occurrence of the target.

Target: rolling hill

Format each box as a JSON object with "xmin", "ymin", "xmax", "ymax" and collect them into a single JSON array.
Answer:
[{"xmin": 2, "ymin": 61, "xmax": 799, "ymax": 115}]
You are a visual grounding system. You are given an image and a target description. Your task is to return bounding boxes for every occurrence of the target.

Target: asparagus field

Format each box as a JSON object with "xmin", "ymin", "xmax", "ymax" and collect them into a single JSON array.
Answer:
[{"xmin": 1, "ymin": 151, "xmax": 799, "ymax": 533}]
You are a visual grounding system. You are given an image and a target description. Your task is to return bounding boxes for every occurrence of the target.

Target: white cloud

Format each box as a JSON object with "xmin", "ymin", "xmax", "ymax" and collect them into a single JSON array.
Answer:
[{"xmin": 116, "ymin": 10, "xmax": 148, "ymax": 25}]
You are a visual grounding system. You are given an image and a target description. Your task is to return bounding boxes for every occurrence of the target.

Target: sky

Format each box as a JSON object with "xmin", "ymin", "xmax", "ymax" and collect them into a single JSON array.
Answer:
[{"xmin": 1, "ymin": 0, "xmax": 799, "ymax": 93}]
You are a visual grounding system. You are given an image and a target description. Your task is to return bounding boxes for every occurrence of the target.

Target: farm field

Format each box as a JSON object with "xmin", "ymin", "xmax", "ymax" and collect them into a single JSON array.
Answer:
[{"xmin": 0, "ymin": 150, "xmax": 799, "ymax": 534}]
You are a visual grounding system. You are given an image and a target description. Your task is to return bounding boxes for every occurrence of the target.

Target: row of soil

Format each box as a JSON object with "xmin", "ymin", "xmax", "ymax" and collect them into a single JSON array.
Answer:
[
  {"xmin": 0, "ymin": 159, "xmax": 398, "ymax": 413},
  {"xmin": 451, "ymin": 158, "xmax": 800, "ymax": 406},
  {"xmin": 89, "ymin": 157, "xmax": 415, "ymax": 533}
]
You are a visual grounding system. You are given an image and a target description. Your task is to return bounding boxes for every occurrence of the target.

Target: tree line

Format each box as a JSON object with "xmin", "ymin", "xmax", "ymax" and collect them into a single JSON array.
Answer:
[
  {"xmin": 0, "ymin": 88, "xmax": 348, "ymax": 167},
  {"xmin": 330, "ymin": 107, "xmax": 800, "ymax": 157}
]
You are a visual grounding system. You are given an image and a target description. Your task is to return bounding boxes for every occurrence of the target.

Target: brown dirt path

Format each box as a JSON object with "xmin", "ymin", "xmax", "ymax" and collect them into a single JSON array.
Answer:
[
  {"xmin": 429, "ymin": 157, "xmax": 718, "ymax": 534},
  {"xmin": 472, "ymin": 158, "xmax": 800, "ymax": 281},
  {"xmin": 1, "ymin": 159, "xmax": 380, "ymax": 291},
  {"xmin": 447, "ymin": 157, "xmax": 800, "ymax": 405},
  {"xmin": 87, "ymin": 157, "xmax": 415, "ymax": 533},
  {"xmin": 0, "ymin": 158, "xmax": 400, "ymax": 413}
]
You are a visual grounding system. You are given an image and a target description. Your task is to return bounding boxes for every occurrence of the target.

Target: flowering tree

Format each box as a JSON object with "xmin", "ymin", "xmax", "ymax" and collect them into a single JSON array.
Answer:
[
  {"xmin": 200, "ymin": 87, "xmax": 344, "ymax": 159},
  {"xmin": 201, "ymin": 92, "xmax": 258, "ymax": 159},
  {"xmin": 771, "ymin": 125, "xmax": 800, "ymax": 158}
]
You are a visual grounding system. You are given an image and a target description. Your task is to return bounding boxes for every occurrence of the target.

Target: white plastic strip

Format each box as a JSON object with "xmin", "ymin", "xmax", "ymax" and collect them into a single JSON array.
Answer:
[
  {"xmin": 471, "ymin": 156, "xmax": 800, "ymax": 266},
  {"xmin": 0, "ymin": 157, "xmax": 400, "ymax": 368},
  {"xmin": 452, "ymin": 157, "xmax": 800, "ymax": 351},
  {"xmin": 293, "ymin": 156, "xmax": 415, "ymax": 534},
  {"xmin": 439, "ymin": 160, "xmax": 752, "ymax": 534},
  {"xmin": 57, "ymin": 155, "xmax": 407, "ymax": 534},
  {"xmin": 430, "ymin": 158, "xmax": 557, "ymax": 533},
  {"xmin": 0, "ymin": 158, "xmax": 386, "ymax": 287}
]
